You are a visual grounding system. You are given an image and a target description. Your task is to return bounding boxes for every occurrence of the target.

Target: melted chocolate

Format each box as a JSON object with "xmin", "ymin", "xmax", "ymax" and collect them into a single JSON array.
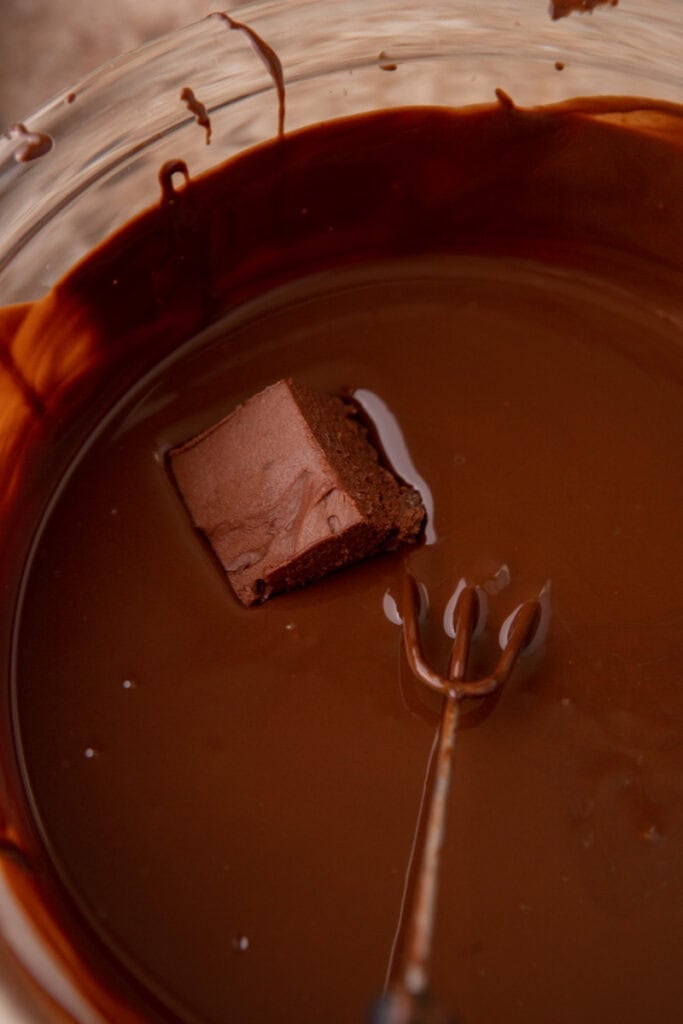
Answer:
[
  {"xmin": 0, "ymin": 340, "xmax": 45, "ymax": 417},
  {"xmin": 0, "ymin": 97, "xmax": 682, "ymax": 1024}
]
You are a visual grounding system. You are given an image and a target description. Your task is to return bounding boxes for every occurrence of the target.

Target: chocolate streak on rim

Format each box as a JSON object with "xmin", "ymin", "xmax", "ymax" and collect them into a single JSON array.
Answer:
[
  {"xmin": 210, "ymin": 10, "xmax": 285, "ymax": 138},
  {"xmin": 180, "ymin": 87, "xmax": 212, "ymax": 145}
]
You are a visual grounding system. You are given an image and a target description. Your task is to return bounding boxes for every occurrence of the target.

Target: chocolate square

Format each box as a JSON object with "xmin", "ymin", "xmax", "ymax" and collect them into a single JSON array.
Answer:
[{"xmin": 170, "ymin": 379, "xmax": 425, "ymax": 604}]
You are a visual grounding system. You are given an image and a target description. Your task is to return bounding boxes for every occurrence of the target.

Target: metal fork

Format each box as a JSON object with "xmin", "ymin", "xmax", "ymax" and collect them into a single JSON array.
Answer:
[{"xmin": 370, "ymin": 574, "xmax": 542, "ymax": 1024}]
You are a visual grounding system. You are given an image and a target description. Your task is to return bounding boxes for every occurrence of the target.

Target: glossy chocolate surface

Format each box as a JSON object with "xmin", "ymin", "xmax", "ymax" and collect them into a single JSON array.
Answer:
[{"xmin": 2, "ymin": 98, "xmax": 683, "ymax": 1023}]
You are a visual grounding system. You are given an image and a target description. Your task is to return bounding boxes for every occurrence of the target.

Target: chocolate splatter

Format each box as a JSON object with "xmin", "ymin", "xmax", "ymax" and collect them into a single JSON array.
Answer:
[
  {"xmin": 7, "ymin": 122, "xmax": 53, "ymax": 163},
  {"xmin": 180, "ymin": 87, "xmax": 212, "ymax": 145},
  {"xmin": 378, "ymin": 51, "xmax": 398, "ymax": 72}
]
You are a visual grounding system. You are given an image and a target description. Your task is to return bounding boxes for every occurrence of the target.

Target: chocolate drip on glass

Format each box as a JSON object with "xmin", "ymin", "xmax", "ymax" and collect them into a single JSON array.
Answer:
[
  {"xmin": 210, "ymin": 10, "xmax": 285, "ymax": 137},
  {"xmin": 180, "ymin": 87, "xmax": 212, "ymax": 145},
  {"xmin": 6, "ymin": 122, "xmax": 53, "ymax": 163}
]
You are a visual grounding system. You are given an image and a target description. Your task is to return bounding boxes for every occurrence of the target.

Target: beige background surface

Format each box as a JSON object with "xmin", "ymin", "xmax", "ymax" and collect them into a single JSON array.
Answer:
[{"xmin": 0, "ymin": 0, "xmax": 215, "ymax": 125}]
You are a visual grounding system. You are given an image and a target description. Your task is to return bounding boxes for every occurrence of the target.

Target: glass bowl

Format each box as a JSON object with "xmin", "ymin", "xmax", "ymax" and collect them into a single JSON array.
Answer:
[{"xmin": 0, "ymin": 2, "xmax": 681, "ymax": 1020}]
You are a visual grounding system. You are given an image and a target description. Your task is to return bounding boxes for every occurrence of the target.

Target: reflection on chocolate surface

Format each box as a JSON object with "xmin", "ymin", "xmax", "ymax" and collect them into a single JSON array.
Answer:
[{"xmin": 0, "ymin": 96, "xmax": 682, "ymax": 1023}]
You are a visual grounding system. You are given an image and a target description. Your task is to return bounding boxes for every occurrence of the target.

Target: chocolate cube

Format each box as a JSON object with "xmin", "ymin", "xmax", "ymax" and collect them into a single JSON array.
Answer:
[{"xmin": 170, "ymin": 379, "xmax": 425, "ymax": 605}]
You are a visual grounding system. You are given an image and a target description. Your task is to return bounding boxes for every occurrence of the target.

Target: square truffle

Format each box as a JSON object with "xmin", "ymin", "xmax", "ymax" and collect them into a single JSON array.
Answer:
[{"xmin": 169, "ymin": 379, "xmax": 425, "ymax": 605}]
